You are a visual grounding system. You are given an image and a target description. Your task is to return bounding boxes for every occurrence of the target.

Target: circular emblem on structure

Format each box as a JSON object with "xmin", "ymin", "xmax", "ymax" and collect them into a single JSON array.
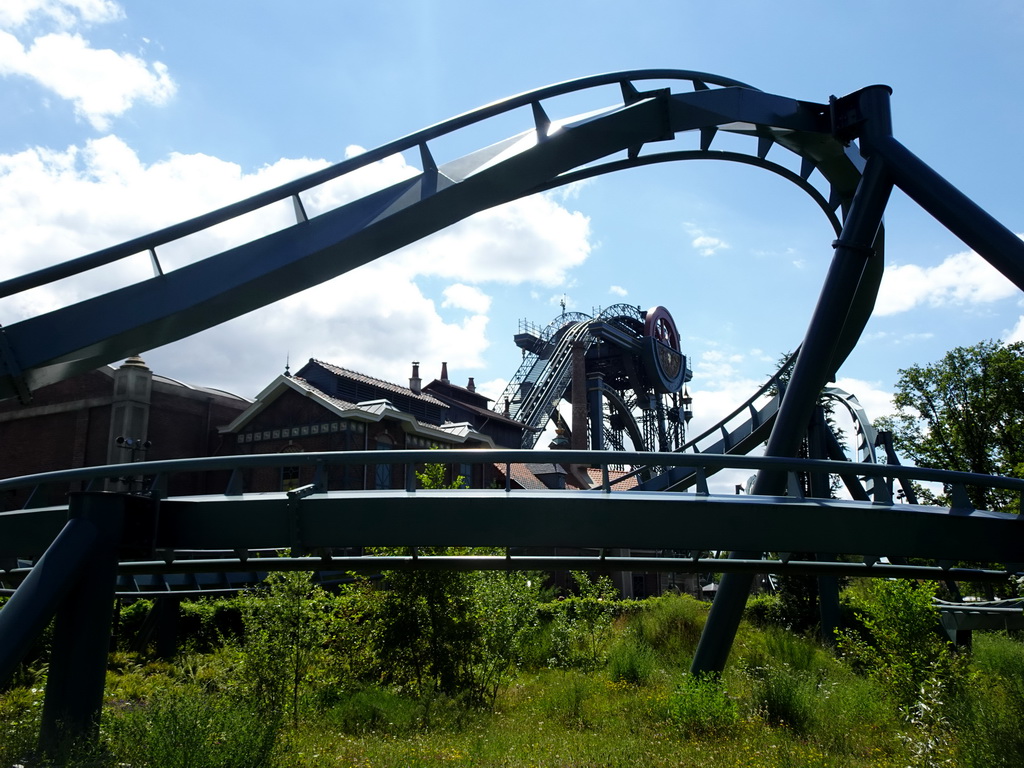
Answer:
[
  {"xmin": 642, "ymin": 306, "xmax": 686, "ymax": 394},
  {"xmin": 644, "ymin": 306, "xmax": 681, "ymax": 352}
]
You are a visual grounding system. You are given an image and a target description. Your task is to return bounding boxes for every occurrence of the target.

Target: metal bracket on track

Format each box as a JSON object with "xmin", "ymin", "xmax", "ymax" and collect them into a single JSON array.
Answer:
[
  {"xmin": 287, "ymin": 482, "xmax": 320, "ymax": 557},
  {"xmin": 0, "ymin": 324, "xmax": 31, "ymax": 404}
]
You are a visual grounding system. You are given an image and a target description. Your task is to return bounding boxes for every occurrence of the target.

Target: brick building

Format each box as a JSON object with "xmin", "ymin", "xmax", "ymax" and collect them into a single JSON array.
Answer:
[
  {"xmin": 0, "ymin": 356, "xmax": 250, "ymax": 509},
  {"xmin": 220, "ymin": 359, "xmax": 529, "ymax": 492}
]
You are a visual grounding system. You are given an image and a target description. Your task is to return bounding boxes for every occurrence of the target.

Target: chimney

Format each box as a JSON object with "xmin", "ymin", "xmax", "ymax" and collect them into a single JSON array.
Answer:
[
  {"xmin": 440, "ymin": 361, "xmax": 449, "ymax": 384},
  {"xmin": 409, "ymin": 361, "xmax": 422, "ymax": 394},
  {"xmin": 467, "ymin": 377, "xmax": 476, "ymax": 392}
]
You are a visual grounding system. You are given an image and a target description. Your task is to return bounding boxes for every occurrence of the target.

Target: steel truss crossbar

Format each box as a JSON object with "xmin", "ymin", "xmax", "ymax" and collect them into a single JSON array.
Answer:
[
  {"xmin": 1, "ymin": 558, "xmax": 1010, "ymax": 600},
  {"xmin": 72, "ymin": 557, "xmax": 1024, "ymax": 583}
]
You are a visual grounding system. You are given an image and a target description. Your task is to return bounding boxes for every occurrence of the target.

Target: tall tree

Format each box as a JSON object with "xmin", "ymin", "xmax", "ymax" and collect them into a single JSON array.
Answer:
[{"xmin": 877, "ymin": 340, "xmax": 1024, "ymax": 512}]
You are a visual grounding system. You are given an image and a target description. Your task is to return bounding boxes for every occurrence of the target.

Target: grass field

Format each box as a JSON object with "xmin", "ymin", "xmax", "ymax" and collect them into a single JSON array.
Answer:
[{"xmin": 3, "ymin": 575, "xmax": 1023, "ymax": 767}]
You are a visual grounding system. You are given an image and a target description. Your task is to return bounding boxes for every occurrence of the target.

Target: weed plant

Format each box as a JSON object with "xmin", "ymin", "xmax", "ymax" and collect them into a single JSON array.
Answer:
[
  {"xmin": 606, "ymin": 631, "xmax": 659, "ymax": 685},
  {"xmin": 6, "ymin": 580, "xmax": 1024, "ymax": 766}
]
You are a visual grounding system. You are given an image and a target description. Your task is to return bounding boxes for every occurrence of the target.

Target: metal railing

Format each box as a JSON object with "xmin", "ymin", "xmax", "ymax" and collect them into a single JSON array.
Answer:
[{"xmin": 2, "ymin": 447, "xmax": 1022, "ymax": 508}]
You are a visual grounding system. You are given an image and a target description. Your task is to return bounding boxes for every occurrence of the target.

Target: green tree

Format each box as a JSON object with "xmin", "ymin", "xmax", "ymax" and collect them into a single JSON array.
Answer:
[
  {"xmin": 239, "ymin": 570, "xmax": 332, "ymax": 728},
  {"xmin": 877, "ymin": 339, "xmax": 1024, "ymax": 511},
  {"xmin": 837, "ymin": 580, "xmax": 967, "ymax": 713},
  {"xmin": 369, "ymin": 460, "xmax": 540, "ymax": 704}
]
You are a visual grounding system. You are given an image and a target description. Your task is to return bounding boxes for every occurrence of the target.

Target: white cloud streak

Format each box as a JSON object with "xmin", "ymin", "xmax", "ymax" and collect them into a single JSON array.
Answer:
[
  {"xmin": 0, "ymin": 2, "xmax": 174, "ymax": 130},
  {"xmin": 875, "ymin": 248, "xmax": 1019, "ymax": 316},
  {"xmin": 683, "ymin": 222, "xmax": 729, "ymax": 258},
  {"xmin": 0, "ymin": 0, "xmax": 123, "ymax": 29}
]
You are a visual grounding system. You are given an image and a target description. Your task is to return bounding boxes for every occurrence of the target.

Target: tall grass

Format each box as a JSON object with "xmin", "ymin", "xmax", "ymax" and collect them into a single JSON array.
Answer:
[
  {"xmin": 105, "ymin": 684, "xmax": 278, "ymax": 768},
  {"xmin": 7, "ymin": 589, "xmax": 1024, "ymax": 766}
]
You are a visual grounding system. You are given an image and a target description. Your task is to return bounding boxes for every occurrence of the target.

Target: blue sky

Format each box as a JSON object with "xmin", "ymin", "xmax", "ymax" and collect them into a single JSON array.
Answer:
[{"xmin": 2, "ymin": 0, "xmax": 1024, "ymax": 456}]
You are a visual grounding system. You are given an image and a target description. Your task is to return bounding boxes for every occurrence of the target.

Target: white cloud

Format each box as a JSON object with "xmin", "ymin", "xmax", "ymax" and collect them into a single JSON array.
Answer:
[
  {"xmin": 389, "ymin": 193, "xmax": 591, "ymax": 286},
  {"xmin": 875, "ymin": 248, "xmax": 1019, "ymax": 316},
  {"xmin": 0, "ymin": 0, "xmax": 123, "ymax": 29},
  {"xmin": 694, "ymin": 348, "xmax": 746, "ymax": 384},
  {"xmin": 442, "ymin": 283, "xmax": 491, "ymax": 314},
  {"xmin": 0, "ymin": 135, "xmax": 594, "ymax": 397},
  {"xmin": 609, "ymin": 285, "xmax": 628, "ymax": 297},
  {"xmin": 684, "ymin": 222, "xmax": 729, "ymax": 257},
  {"xmin": 863, "ymin": 330, "xmax": 935, "ymax": 345},
  {"xmin": 0, "ymin": 3, "xmax": 174, "ymax": 131},
  {"xmin": 691, "ymin": 234, "xmax": 728, "ymax": 257},
  {"xmin": 476, "ymin": 377, "xmax": 509, "ymax": 405},
  {"xmin": 1006, "ymin": 316, "xmax": 1024, "ymax": 344},
  {"xmin": 0, "ymin": 30, "xmax": 176, "ymax": 130}
]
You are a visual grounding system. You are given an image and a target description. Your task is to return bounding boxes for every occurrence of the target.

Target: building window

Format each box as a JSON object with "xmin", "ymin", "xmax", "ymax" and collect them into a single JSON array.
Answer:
[
  {"xmin": 282, "ymin": 465, "xmax": 301, "ymax": 491},
  {"xmin": 281, "ymin": 443, "xmax": 303, "ymax": 491}
]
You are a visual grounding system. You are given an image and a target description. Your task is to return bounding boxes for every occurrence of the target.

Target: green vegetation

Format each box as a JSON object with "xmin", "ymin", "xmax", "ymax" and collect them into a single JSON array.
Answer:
[
  {"xmin": 4, "ymin": 574, "xmax": 1024, "ymax": 767},
  {"xmin": 877, "ymin": 339, "xmax": 1024, "ymax": 511}
]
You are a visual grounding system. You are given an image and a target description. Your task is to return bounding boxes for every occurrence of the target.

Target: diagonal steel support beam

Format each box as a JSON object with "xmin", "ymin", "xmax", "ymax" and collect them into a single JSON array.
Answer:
[
  {"xmin": 691, "ymin": 87, "xmax": 896, "ymax": 676},
  {"xmin": 0, "ymin": 518, "xmax": 98, "ymax": 686},
  {"xmin": 38, "ymin": 493, "xmax": 124, "ymax": 758},
  {"xmin": 870, "ymin": 137, "xmax": 1024, "ymax": 292}
]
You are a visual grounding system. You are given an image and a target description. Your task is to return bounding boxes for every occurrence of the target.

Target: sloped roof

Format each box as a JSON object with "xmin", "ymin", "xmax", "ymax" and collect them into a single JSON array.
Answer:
[
  {"xmin": 219, "ymin": 373, "xmax": 495, "ymax": 447},
  {"xmin": 585, "ymin": 467, "xmax": 640, "ymax": 490},
  {"xmin": 289, "ymin": 375, "xmax": 357, "ymax": 411},
  {"xmin": 305, "ymin": 359, "xmax": 446, "ymax": 408}
]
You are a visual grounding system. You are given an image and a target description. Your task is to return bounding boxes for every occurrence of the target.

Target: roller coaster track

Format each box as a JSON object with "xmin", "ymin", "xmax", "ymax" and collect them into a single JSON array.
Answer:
[
  {"xmin": 2, "ymin": 449, "xmax": 1022, "ymax": 589},
  {"xmin": 632, "ymin": 369, "xmax": 881, "ymax": 494},
  {"xmin": 7, "ymin": 73, "xmax": 1024, "ymax": 743},
  {"xmin": 0, "ymin": 69, "xmax": 872, "ymax": 403}
]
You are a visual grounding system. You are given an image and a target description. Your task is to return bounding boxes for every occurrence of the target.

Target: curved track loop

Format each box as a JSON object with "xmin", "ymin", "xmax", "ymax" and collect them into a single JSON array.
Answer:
[
  {"xmin": 0, "ymin": 69, "xmax": 872, "ymax": 405},
  {"xmin": 634, "ymin": 374, "xmax": 882, "ymax": 494}
]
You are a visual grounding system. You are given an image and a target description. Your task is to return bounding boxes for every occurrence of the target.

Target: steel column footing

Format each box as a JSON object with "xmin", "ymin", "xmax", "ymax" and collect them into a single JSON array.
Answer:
[{"xmin": 37, "ymin": 492, "xmax": 124, "ymax": 758}]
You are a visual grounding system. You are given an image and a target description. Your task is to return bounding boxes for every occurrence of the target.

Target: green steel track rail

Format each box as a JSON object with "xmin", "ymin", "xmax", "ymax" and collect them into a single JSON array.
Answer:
[{"xmin": 1, "ymin": 449, "xmax": 1021, "ymax": 590}]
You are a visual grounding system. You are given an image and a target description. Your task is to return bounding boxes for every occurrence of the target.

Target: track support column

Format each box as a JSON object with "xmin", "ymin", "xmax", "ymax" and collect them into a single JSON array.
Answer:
[
  {"xmin": 691, "ymin": 86, "xmax": 895, "ymax": 676},
  {"xmin": 38, "ymin": 492, "xmax": 125, "ymax": 758}
]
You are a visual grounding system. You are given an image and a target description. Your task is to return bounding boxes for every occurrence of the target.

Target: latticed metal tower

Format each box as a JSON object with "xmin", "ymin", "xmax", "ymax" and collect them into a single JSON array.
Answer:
[{"xmin": 495, "ymin": 304, "xmax": 691, "ymax": 463}]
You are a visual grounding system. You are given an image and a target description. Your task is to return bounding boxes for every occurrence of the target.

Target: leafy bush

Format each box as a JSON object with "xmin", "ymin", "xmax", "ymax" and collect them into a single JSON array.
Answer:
[
  {"xmin": 238, "ymin": 570, "xmax": 333, "ymax": 727},
  {"xmin": 541, "ymin": 572, "xmax": 620, "ymax": 670},
  {"xmin": 745, "ymin": 591, "xmax": 787, "ymax": 628},
  {"xmin": 837, "ymin": 579, "xmax": 964, "ymax": 710},
  {"xmin": 367, "ymin": 561, "xmax": 540, "ymax": 706},
  {"xmin": 179, "ymin": 597, "xmax": 245, "ymax": 651}
]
